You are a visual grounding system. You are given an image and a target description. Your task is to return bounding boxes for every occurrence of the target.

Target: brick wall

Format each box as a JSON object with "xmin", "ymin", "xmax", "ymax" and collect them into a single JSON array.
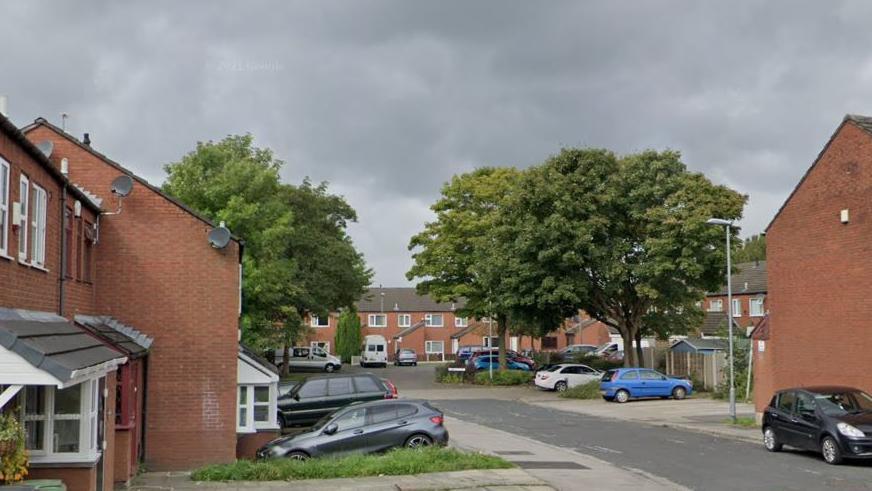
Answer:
[
  {"xmin": 27, "ymin": 124, "xmax": 240, "ymax": 469},
  {"xmin": 703, "ymin": 293, "xmax": 766, "ymax": 333},
  {"xmin": 762, "ymin": 120, "xmax": 872, "ymax": 412}
]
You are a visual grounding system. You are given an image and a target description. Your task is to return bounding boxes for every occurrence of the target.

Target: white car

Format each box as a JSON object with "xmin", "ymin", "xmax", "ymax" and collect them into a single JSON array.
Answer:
[
  {"xmin": 280, "ymin": 346, "xmax": 342, "ymax": 372},
  {"xmin": 535, "ymin": 363, "xmax": 602, "ymax": 392}
]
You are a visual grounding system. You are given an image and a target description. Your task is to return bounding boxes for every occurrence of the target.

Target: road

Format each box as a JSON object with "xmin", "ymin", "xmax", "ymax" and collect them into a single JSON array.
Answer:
[{"xmin": 351, "ymin": 364, "xmax": 872, "ymax": 491}]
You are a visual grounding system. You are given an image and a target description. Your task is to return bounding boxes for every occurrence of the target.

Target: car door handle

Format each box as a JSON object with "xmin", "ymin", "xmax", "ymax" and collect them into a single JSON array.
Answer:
[
  {"xmin": 353, "ymin": 429, "xmax": 364, "ymax": 434},
  {"xmin": 397, "ymin": 420, "xmax": 409, "ymax": 426}
]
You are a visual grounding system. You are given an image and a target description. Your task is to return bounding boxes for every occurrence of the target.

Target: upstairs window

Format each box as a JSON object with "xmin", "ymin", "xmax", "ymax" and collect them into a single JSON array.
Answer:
[
  {"xmin": 455, "ymin": 316, "xmax": 468, "ymax": 328},
  {"xmin": 750, "ymin": 297, "xmax": 765, "ymax": 317},
  {"xmin": 398, "ymin": 314, "xmax": 411, "ymax": 327},
  {"xmin": 424, "ymin": 313, "xmax": 443, "ymax": 327},
  {"xmin": 30, "ymin": 184, "xmax": 47, "ymax": 267},
  {"xmin": 83, "ymin": 222, "xmax": 93, "ymax": 283},
  {"xmin": 732, "ymin": 298, "xmax": 742, "ymax": 317},
  {"xmin": 708, "ymin": 299, "xmax": 723, "ymax": 312},
  {"xmin": 368, "ymin": 314, "xmax": 387, "ymax": 327},
  {"xmin": 18, "ymin": 175, "xmax": 28, "ymax": 261},
  {"xmin": 0, "ymin": 158, "xmax": 8, "ymax": 256},
  {"xmin": 310, "ymin": 315, "xmax": 329, "ymax": 328}
]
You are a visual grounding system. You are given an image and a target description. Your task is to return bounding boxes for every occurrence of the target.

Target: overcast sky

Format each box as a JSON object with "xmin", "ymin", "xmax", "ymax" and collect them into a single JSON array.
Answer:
[{"xmin": 3, "ymin": 1, "xmax": 872, "ymax": 286}]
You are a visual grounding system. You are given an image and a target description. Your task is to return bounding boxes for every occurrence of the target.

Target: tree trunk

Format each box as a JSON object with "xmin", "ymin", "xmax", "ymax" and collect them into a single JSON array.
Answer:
[
  {"xmin": 634, "ymin": 331, "xmax": 644, "ymax": 368},
  {"xmin": 281, "ymin": 343, "xmax": 290, "ymax": 376},
  {"xmin": 497, "ymin": 314, "xmax": 508, "ymax": 372}
]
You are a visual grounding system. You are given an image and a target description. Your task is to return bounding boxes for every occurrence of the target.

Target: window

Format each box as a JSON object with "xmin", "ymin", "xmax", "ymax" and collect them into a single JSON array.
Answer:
[
  {"xmin": 76, "ymin": 218, "xmax": 83, "ymax": 279},
  {"xmin": 327, "ymin": 377, "xmax": 353, "ymax": 396},
  {"xmin": 368, "ymin": 314, "xmax": 387, "ymax": 327},
  {"xmin": 237, "ymin": 384, "xmax": 277, "ymax": 432},
  {"xmin": 82, "ymin": 222, "xmax": 93, "ymax": 283},
  {"xmin": 425, "ymin": 341, "xmax": 444, "ymax": 354},
  {"xmin": 237, "ymin": 386, "xmax": 249, "ymax": 429},
  {"xmin": 30, "ymin": 184, "xmax": 47, "ymax": 267},
  {"xmin": 297, "ymin": 379, "xmax": 328, "ymax": 399},
  {"xmin": 18, "ymin": 175, "xmax": 28, "ymax": 260},
  {"xmin": 455, "ymin": 316, "xmax": 468, "ymax": 328},
  {"xmin": 0, "ymin": 158, "xmax": 8, "ymax": 255},
  {"xmin": 731, "ymin": 298, "xmax": 742, "ymax": 317},
  {"xmin": 396, "ymin": 404, "xmax": 417, "ymax": 418},
  {"xmin": 310, "ymin": 315, "xmax": 329, "ymax": 327},
  {"xmin": 369, "ymin": 405, "xmax": 398, "ymax": 424},
  {"xmin": 64, "ymin": 208, "xmax": 73, "ymax": 277},
  {"xmin": 253, "ymin": 387, "xmax": 270, "ymax": 423},
  {"xmin": 20, "ymin": 380, "xmax": 100, "ymax": 462},
  {"xmin": 640, "ymin": 370, "xmax": 665, "ymax": 380},
  {"xmin": 777, "ymin": 391, "xmax": 796, "ymax": 413},
  {"xmin": 541, "ymin": 337, "xmax": 558, "ymax": 349},
  {"xmin": 353, "ymin": 376, "xmax": 382, "ymax": 393},
  {"xmin": 708, "ymin": 299, "xmax": 723, "ymax": 312},
  {"xmin": 619, "ymin": 370, "xmax": 639, "ymax": 380},
  {"xmin": 750, "ymin": 297, "xmax": 764, "ymax": 317},
  {"xmin": 334, "ymin": 407, "xmax": 366, "ymax": 432},
  {"xmin": 424, "ymin": 313, "xmax": 443, "ymax": 327},
  {"xmin": 482, "ymin": 336, "xmax": 499, "ymax": 348},
  {"xmin": 398, "ymin": 314, "xmax": 411, "ymax": 327}
]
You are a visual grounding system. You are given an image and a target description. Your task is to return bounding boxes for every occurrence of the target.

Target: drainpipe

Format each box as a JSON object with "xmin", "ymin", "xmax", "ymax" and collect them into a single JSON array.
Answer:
[{"xmin": 59, "ymin": 186, "xmax": 67, "ymax": 317}]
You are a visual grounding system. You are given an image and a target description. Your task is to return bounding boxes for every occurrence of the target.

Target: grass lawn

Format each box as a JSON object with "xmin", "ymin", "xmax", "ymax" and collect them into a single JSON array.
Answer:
[
  {"xmin": 191, "ymin": 447, "xmax": 512, "ymax": 481},
  {"xmin": 723, "ymin": 417, "xmax": 757, "ymax": 428}
]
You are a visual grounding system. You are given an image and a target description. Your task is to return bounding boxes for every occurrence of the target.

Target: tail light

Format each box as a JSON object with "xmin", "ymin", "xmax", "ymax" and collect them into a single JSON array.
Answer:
[
  {"xmin": 384, "ymin": 380, "xmax": 398, "ymax": 399},
  {"xmin": 430, "ymin": 415, "xmax": 444, "ymax": 425}
]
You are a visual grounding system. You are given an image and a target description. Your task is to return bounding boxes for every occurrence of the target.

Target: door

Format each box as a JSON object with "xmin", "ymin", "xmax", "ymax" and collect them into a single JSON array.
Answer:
[
  {"xmin": 96, "ymin": 378, "xmax": 105, "ymax": 491},
  {"xmin": 792, "ymin": 391, "xmax": 821, "ymax": 450},
  {"xmin": 770, "ymin": 391, "xmax": 798, "ymax": 447},
  {"xmin": 318, "ymin": 406, "xmax": 369, "ymax": 455},
  {"xmin": 639, "ymin": 370, "xmax": 671, "ymax": 397},
  {"xmin": 326, "ymin": 377, "xmax": 356, "ymax": 410},
  {"xmin": 361, "ymin": 404, "xmax": 402, "ymax": 453},
  {"xmin": 559, "ymin": 366, "xmax": 582, "ymax": 387},
  {"xmin": 617, "ymin": 369, "xmax": 641, "ymax": 396}
]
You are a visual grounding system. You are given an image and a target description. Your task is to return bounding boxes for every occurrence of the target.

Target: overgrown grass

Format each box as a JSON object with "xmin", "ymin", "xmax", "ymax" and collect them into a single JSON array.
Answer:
[
  {"xmin": 474, "ymin": 370, "xmax": 533, "ymax": 386},
  {"xmin": 558, "ymin": 381, "xmax": 601, "ymax": 399},
  {"xmin": 723, "ymin": 417, "xmax": 757, "ymax": 428},
  {"xmin": 190, "ymin": 447, "xmax": 512, "ymax": 481}
]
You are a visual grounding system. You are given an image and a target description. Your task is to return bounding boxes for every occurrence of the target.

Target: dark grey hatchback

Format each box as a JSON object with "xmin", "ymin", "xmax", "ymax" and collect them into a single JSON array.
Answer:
[
  {"xmin": 763, "ymin": 386, "xmax": 872, "ymax": 464},
  {"xmin": 258, "ymin": 399, "xmax": 448, "ymax": 460}
]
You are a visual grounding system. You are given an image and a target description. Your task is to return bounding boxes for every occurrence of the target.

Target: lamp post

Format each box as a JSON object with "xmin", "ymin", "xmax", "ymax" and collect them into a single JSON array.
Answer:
[
  {"xmin": 487, "ymin": 314, "xmax": 493, "ymax": 380},
  {"xmin": 706, "ymin": 217, "xmax": 737, "ymax": 423}
]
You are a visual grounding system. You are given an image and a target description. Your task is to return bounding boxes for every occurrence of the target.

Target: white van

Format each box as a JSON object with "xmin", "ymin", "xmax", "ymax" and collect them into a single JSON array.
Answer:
[{"xmin": 361, "ymin": 335, "xmax": 388, "ymax": 368}]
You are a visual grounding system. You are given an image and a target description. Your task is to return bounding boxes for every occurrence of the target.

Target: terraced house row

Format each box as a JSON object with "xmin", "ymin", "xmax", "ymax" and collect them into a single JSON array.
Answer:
[{"xmin": 0, "ymin": 113, "xmax": 279, "ymax": 491}]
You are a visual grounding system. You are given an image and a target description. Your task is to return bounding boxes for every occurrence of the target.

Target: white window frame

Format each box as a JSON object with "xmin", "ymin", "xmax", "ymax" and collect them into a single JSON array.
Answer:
[
  {"xmin": 236, "ymin": 384, "xmax": 278, "ymax": 433},
  {"xmin": 424, "ymin": 313, "xmax": 444, "ymax": 327},
  {"xmin": 731, "ymin": 298, "xmax": 742, "ymax": 317},
  {"xmin": 20, "ymin": 379, "xmax": 101, "ymax": 464},
  {"xmin": 0, "ymin": 158, "xmax": 9, "ymax": 256},
  {"xmin": 18, "ymin": 174, "xmax": 28, "ymax": 261},
  {"xmin": 30, "ymin": 184, "xmax": 47, "ymax": 267},
  {"xmin": 368, "ymin": 314, "xmax": 387, "ymax": 327},
  {"xmin": 310, "ymin": 341, "xmax": 330, "ymax": 354},
  {"xmin": 397, "ymin": 314, "xmax": 411, "ymax": 328},
  {"xmin": 708, "ymin": 299, "xmax": 723, "ymax": 312},
  {"xmin": 425, "ymin": 340, "xmax": 444, "ymax": 355},
  {"xmin": 454, "ymin": 316, "xmax": 468, "ymax": 328},
  {"xmin": 750, "ymin": 297, "xmax": 765, "ymax": 317},
  {"xmin": 482, "ymin": 336, "xmax": 500, "ymax": 348},
  {"xmin": 310, "ymin": 315, "xmax": 329, "ymax": 328}
]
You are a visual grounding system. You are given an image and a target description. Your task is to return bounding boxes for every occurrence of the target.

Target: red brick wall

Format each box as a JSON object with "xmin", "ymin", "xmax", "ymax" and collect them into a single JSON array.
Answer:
[
  {"xmin": 27, "ymin": 466, "xmax": 95, "ymax": 491},
  {"xmin": 762, "ymin": 120, "xmax": 872, "ymax": 412},
  {"xmin": 236, "ymin": 431, "xmax": 280, "ymax": 459},
  {"xmin": 580, "ymin": 323, "xmax": 611, "ymax": 346},
  {"xmin": 703, "ymin": 293, "xmax": 767, "ymax": 333},
  {"xmin": 27, "ymin": 125, "xmax": 240, "ymax": 469}
]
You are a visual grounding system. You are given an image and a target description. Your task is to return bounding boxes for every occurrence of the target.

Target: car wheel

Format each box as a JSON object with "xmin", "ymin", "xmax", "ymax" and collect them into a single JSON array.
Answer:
[
  {"xmin": 763, "ymin": 426, "xmax": 782, "ymax": 452},
  {"xmin": 325, "ymin": 363, "xmax": 335, "ymax": 373},
  {"xmin": 287, "ymin": 451, "xmax": 309, "ymax": 461},
  {"xmin": 405, "ymin": 433, "xmax": 433, "ymax": 449},
  {"xmin": 555, "ymin": 381, "xmax": 568, "ymax": 392},
  {"xmin": 413, "ymin": 362, "xmax": 417, "ymax": 366},
  {"xmin": 672, "ymin": 386, "xmax": 687, "ymax": 400},
  {"xmin": 822, "ymin": 436, "xmax": 843, "ymax": 465},
  {"xmin": 615, "ymin": 389, "xmax": 630, "ymax": 403}
]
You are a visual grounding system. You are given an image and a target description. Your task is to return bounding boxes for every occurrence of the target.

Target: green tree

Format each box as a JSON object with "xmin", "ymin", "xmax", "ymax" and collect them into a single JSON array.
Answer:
[
  {"xmin": 502, "ymin": 148, "xmax": 746, "ymax": 367},
  {"xmin": 162, "ymin": 136, "xmax": 372, "ymax": 372},
  {"xmin": 733, "ymin": 234, "xmax": 766, "ymax": 263},
  {"xmin": 334, "ymin": 308, "xmax": 363, "ymax": 363}
]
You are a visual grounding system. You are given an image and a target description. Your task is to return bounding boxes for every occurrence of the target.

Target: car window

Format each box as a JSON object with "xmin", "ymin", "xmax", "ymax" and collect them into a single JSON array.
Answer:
[
  {"xmin": 369, "ymin": 405, "xmax": 399, "ymax": 424},
  {"xmin": 297, "ymin": 379, "xmax": 327, "ymax": 399},
  {"xmin": 333, "ymin": 407, "xmax": 367, "ymax": 432},
  {"xmin": 639, "ymin": 370, "xmax": 661, "ymax": 380},
  {"xmin": 353, "ymin": 376, "xmax": 383, "ymax": 393},
  {"xmin": 815, "ymin": 390, "xmax": 872, "ymax": 416},
  {"xmin": 795, "ymin": 392, "xmax": 815, "ymax": 415},
  {"xmin": 376, "ymin": 345, "xmax": 385, "ymax": 352},
  {"xmin": 367, "ymin": 345, "xmax": 376, "ymax": 352},
  {"xmin": 619, "ymin": 370, "xmax": 639, "ymax": 380},
  {"xmin": 579, "ymin": 366, "xmax": 596, "ymax": 374},
  {"xmin": 777, "ymin": 391, "xmax": 796, "ymax": 413},
  {"xmin": 327, "ymin": 377, "xmax": 353, "ymax": 396},
  {"xmin": 561, "ymin": 366, "xmax": 579, "ymax": 374},
  {"xmin": 312, "ymin": 347, "xmax": 327, "ymax": 357},
  {"xmin": 396, "ymin": 404, "xmax": 418, "ymax": 419},
  {"xmin": 547, "ymin": 365, "xmax": 563, "ymax": 372}
]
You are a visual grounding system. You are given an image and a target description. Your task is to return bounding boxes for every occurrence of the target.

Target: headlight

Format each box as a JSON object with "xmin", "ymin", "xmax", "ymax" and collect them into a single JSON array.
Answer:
[{"xmin": 837, "ymin": 422, "xmax": 865, "ymax": 438}]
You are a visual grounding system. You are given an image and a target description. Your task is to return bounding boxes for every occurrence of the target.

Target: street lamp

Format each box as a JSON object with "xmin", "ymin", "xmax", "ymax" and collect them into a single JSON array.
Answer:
[{"xmin": 706, "ymin": 217, "xmax": 737, "ymax": 423}]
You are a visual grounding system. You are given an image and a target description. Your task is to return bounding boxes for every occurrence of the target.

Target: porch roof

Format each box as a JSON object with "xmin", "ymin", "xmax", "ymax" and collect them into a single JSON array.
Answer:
[{"xmin": 75, "ymin": 315, "xmax": 153, "ymax": 358}]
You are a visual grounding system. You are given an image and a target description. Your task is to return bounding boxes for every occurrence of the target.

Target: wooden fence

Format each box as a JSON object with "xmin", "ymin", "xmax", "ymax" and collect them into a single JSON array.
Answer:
[{"xmin": 665, "ymin": 351, "xmax": 726, "ymax": 390}]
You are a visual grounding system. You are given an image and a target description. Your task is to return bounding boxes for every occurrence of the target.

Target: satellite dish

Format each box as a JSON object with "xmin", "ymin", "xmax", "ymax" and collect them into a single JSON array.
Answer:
[
  {"xmin": 208, "ymin": 226, "xmax": 232, "ymax": 249},
  {"xmin": 110, "ymin": 175, "xmax": 133, "ymax": 197},
  {"xmin": 36, "ymin": 140, "xmax": 54, "ymax": 158}
]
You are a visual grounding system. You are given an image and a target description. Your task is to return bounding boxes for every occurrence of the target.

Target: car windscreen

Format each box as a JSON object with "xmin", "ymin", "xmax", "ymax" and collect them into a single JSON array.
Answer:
[
  {"xmin": 400, "ymin": 349, "xmax": 415, "ymax": 354},
  {"xmin": 815, "ymin": 390, "xmax": 872, "ymax": 416}
]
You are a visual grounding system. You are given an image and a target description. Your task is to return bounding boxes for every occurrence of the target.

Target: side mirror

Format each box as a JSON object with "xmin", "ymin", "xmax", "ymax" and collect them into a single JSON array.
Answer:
[
  {"xmin": 323, "ymin": 423, "xmax": 338, "ymax": 435},
  {"xmin": 293, "ymin": 393, "xmax": 300, "ymax": 401}
]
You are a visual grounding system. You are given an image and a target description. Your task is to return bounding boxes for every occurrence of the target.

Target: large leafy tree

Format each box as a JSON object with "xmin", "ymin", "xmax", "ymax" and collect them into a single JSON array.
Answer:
[
  {"xmin": 502, "ymin": 148, "xmax": 746, "ymax": 367},
  {"xmin": 163, "ymin": 135, "xmax": 372, "ymax": 372}
]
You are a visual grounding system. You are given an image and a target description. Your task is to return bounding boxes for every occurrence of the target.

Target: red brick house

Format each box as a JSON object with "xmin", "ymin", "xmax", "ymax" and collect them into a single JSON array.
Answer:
[
  {"xmin": 698, "ymin": 261, "xmax": 767, "ymax": 338},
  {"xmin": 754, "ymin": 114, "xmax": 872, "ymax": 417}
]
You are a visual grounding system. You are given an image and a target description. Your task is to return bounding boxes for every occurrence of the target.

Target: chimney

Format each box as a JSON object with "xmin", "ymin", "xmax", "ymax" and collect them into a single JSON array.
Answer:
[{"xmin": 83, "ymin": 133, "xmax": 91, "ymax": 146}]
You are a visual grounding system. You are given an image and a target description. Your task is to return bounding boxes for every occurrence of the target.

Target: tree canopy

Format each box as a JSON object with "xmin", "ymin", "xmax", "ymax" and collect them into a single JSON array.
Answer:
[{"xmin": 733, "ymin": 234, "xmax": 766, "ymax": 263}]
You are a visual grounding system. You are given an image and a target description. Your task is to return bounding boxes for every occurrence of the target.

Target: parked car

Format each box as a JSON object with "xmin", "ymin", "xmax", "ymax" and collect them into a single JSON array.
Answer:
[
  {"xmin": 557, "ymin": 344, "xmax": 599, "ymax": 362},
  {"xmin": 394, "ymin": 348, "xmax": 418, "ymax": 366},
  {"xmin": 258, "ymin": 399, "xmax": 448, "ymax": 460},
  {"xmin": 474, "ymin": 355, "xmax": 531, "ymax": 371},
  {"xmin": 534, "ymin": 364, "xmax": 602, "ymax": 392},
  {"xmin": 277, "ymin": 373, "xmax": 397, "ymax": 427},
  {"xmin": 762, "ymin": 386, "xmax": 872, "ymax": 465},
  {"xmin": 278, "ymin": 346, "xmax": 342, "ymax": 373},
  {"xmin": 457, "ymin": 345, "xmax": 485, "ymax": 362},
  {"xmin": 600, "ymin": 368, "xmax": 693, "ymax": 403},
  {"xmin": 605, "ymin": 350, "xmax": 624, "ymax": 362},
  {"xmin": 361, "ymin": 335, "xmax": 388, "ymax": 368},
  {"xmin": 594, "ymin": 342, "xmax": 621, "ymax": 358}
]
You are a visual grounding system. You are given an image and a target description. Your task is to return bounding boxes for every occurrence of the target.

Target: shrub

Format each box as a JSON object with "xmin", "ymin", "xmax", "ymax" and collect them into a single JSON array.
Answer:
[
  {"xmin": 441, "ymin": 373, "xmax": 464, "ymax": 384},
  {"xmin": 0, "ymin": 413, "xmax": 28, "ymax": 484},
  {"xmin": 571, "ymin": 354, "xmax": 623, "ymax": 371},
  {"xmin": 434, "ymin": 364, "xmax": 449, "ymax": 383},
  {"xmin": 474, "ymin": 370, "xmax": 533, "ymax": 386},
  {"xmin": 558, "ymin": 381, "xmax": 601, "ymax": 399}
]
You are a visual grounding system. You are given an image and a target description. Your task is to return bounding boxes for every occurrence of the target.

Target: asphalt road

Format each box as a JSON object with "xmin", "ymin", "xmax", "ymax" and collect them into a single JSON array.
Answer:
[{"xmin": 436, "ymin": 398, "xmax": 872, "ymax": 491}]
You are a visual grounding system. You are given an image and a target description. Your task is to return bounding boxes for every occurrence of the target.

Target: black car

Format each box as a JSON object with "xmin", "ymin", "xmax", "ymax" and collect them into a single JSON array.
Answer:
[
  {"xmin": 258, "ymin": 399, "xmax": 448, "ymax": 460},
  {"xmin": 763, "ymin": 386, "xmax": 872, "ymax": 464},
  {"xmin": 278, "ymin": 373, "xmax": 396, "ymax": 428}
]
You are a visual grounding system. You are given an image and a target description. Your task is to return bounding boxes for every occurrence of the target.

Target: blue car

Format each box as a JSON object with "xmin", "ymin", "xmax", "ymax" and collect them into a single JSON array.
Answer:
[
  {"xmin": 600, "ymin": 368, "xmax": 692, "ymax": 403},
  {"xmin": 474, "ymin": 355, "xmax": 531, "ymax": 371}
]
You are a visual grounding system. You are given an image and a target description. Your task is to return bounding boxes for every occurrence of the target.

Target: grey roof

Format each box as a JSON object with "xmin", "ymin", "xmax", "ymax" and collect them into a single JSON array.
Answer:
[
  {"xmin": 709, "ymin": 261, "xmax": 767, "ymax": 295},
  {"xmin": 75, "ymin": 315, "xmax": 152, "ymax": 358},
  {"xmin": 846, "ymin": 114, "xmax": 872, "ymax": 134},
  {"xmin": 239, "ymin": 343, "xmax": 278, "ymax": 375},
  {"xmin": 699, "ymin": 312, "xmax": 741, "ymax": 336},
  {"xmin": 357, "ymin": 287, "xmax": 463, "ymax": 312},
  {"xmin": 672, "ymin": 337, "xmax": 728, "ymax": 352},
  {"xmin": 0, "ymin": 308, "xmax": 125, "ymax": 383},
  {"xmin": 392, "ymin": 320, "xmax": 427, "ymax": 340}
]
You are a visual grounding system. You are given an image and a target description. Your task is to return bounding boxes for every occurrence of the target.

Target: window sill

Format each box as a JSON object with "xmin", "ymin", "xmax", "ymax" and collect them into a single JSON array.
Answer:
[
  {"xmin": 19, "ymin": 260, "xmax": 49, "ymax": 273},
  {"xmin": 28, "ymin": 451, "xmax": 101, "ymax": 467}
]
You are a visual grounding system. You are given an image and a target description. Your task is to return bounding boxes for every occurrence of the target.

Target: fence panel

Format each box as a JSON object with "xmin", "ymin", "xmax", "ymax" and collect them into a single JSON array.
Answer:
[{"xmin": 665, "ymin": 351, "xmax": 726, "ymax": 390}]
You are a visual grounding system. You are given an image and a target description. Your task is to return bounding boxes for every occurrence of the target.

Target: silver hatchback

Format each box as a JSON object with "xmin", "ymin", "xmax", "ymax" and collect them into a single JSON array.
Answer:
[{"xmin": 394, "ymin": 348, "xmax": 418, "ymax": 366}]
